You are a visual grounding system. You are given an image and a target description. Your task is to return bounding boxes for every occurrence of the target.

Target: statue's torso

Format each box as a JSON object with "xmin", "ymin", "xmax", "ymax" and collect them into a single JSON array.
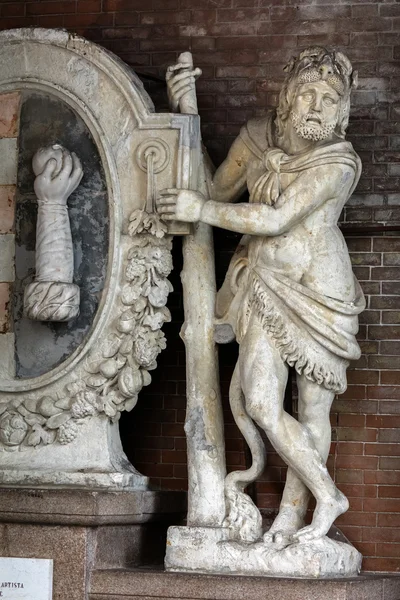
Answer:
[{"xmin": 245, "ymin": 153, "xmax": 356, "ymax": 302}]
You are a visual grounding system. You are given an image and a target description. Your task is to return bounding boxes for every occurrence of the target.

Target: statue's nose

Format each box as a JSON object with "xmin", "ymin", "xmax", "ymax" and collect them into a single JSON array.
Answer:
[{"xmin": 311, "ymin": 96, "xmax": 323, "ymax": 112}]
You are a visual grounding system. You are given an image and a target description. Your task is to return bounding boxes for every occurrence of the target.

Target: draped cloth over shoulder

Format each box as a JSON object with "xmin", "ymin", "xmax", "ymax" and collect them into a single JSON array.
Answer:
[{"xmin": 215, "ymin": 112, "xmax": 365, "ymax": 394}]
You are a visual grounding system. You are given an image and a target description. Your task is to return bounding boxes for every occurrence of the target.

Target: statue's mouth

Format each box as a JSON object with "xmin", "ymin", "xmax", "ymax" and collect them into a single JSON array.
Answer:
[{"xmin": 306, "ymin": 115, "xmax": 322, "ymax": 124}]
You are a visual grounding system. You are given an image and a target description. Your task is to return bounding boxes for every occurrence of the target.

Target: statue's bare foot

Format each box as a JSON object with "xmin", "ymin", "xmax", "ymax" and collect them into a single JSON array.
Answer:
[
  {"xmin": 263, "ymin": 506, "xmax": 305, "ymax": 544},
  {"xmin": 292, "ymin": 492, "xmax": 349, "ymax": 544}
]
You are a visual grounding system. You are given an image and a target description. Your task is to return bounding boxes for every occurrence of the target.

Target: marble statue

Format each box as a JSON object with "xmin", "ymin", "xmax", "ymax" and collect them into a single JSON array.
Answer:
[
  {"xmin": 161, "ymin": 47, "xmax": 366, "ymax": 577},
  {"xmin": 24, "ymin": 144, "xmax": 83, "ymax": 321}
]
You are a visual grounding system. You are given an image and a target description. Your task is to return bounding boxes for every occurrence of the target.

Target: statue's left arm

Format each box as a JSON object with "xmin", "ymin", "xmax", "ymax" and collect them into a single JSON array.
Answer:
[{"xmin": 158, "ymin": 163, "xmax": 355, "ymax": 236}]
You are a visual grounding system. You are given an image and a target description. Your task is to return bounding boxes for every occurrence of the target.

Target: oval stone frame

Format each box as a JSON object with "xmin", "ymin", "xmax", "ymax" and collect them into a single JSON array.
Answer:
[{"xmin": 0, "ymin": 28, "xmax": 200, "ymax": 490}]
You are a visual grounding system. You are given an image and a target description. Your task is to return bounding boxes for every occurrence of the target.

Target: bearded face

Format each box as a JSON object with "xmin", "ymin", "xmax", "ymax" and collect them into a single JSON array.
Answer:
[
  {"xmin": 289, "ymin": 81, "xmax": 341, "ymax": 143},
  {"xmin": 290, "ymin": 110, "xmax": 337, "ymax": 141}
]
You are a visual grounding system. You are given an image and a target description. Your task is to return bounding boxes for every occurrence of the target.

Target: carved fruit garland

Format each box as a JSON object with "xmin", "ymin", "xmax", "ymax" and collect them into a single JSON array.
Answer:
[{"xmin": 0, "ymin": 211, "xmax": 172, "ymax": 449}]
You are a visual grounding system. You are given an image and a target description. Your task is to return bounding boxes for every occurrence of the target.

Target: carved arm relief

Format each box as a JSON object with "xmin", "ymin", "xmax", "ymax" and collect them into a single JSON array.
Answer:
[{"xmin": 24, "ymin": 144, "xmax": 83, "ymax": 322}]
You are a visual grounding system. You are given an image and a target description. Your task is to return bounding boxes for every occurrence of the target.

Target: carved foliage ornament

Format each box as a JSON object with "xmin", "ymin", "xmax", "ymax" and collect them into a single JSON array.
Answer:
[{"xmin": 0, "ymin": 212, "xmax": 172, "ymax": 449}]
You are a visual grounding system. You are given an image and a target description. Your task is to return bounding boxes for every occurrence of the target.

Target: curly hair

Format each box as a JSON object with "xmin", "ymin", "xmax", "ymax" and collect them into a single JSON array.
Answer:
[{"xmin": 275, "ymin": 47, "xmax": 358, "ymax": 140}]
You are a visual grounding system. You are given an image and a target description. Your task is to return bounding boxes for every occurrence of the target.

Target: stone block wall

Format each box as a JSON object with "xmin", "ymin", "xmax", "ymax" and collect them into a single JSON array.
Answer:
[{"xmin": 1, "ymin": 0, "xmax": 400, "ymax": 573}]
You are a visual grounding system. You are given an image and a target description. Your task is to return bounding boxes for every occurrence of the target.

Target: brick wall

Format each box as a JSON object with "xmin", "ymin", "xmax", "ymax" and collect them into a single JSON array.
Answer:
[{"xmin": 1, "ymin": 0, "xmax": 400, "ymax": 573}]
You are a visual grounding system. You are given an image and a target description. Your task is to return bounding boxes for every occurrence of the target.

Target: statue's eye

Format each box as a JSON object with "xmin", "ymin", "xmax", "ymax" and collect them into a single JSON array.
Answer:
[
  {"xmin": 303, "ymin": 93, "xmax": 314, "ymax": 102},
  {"xmin": 323, "ymin": 97, "xmax": 335, "ymax": 106}
]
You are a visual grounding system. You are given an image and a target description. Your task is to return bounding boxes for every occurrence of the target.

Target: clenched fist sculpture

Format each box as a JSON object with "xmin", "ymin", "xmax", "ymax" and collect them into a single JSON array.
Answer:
[{"xmin": 24, "ymin": 144, "xmax": 83, "ymax": 322}]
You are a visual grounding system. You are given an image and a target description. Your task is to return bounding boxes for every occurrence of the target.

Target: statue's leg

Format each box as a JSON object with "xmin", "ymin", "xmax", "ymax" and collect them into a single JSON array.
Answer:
[
  {"xmin": 264, "ymin": 374, "xmax": 335, "ymax": 543},
  {"xmin": 239, "ymin": 320, "xmax": 348, "ymax": 543}
]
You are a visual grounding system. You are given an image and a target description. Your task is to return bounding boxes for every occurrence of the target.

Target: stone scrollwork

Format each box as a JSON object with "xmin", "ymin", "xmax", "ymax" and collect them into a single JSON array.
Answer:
[{"xmin": 0, "ymin": 210, "xmax": 172, "ymax": 450}]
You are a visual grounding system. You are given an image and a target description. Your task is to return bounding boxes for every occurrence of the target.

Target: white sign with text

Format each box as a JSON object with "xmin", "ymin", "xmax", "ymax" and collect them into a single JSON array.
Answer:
[{"xmin": 0, "ymin": 558, "xmax": 53, "ymax": 599}]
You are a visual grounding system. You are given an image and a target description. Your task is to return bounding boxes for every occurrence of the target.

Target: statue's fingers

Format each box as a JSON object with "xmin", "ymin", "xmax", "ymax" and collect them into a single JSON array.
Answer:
[
  {"xmin": 170, "ymin": 76, "xmax": 195, "ymax": 95},
  {"xmin": 41, "ymin": 158, "xmax": 57, "ymax": 180},
  {"xmin": 62, "ymin": 151, "xmax": 73, "ymax": 177},
  {"xmin": 157, "ymin": 206, "xmax": 176, "ymax": 217},
  {"xmin": 157, "ymin": 197, "xmax": 177, "ymax": 206},
  {"xmin": 175, "ymin": 85, "xmax": 195, "ymax": 102},
  {"xmin": 159, "ymin": 188, "xmax": 179, "ymax": 196},
  {"xmin": 159, "ymin": 213, "xmax": 176, "ymax": 221},
  {"xmin": 167, "ymin": 63, "xmax": 191, "ymax": 74},
  {"xmin": 193, "ymin": 67, "xmax": 202, "ymax": 79},
  {"xmin": 169, "ymin": 70, "xmax": 196, "ymax": 84},
  {"xmin": 71, "ymin": 153, "xmax": 83, "ymax": 185}
]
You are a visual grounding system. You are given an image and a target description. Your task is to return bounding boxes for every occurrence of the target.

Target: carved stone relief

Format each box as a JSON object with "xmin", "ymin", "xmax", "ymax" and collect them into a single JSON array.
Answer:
[
  {"xmin": 24, "ymin": 144, "xmax": 83, "ymax": 322},
  {"xmin": 0, "ymin": 28, "xmax": 200, "ymax": 490}
]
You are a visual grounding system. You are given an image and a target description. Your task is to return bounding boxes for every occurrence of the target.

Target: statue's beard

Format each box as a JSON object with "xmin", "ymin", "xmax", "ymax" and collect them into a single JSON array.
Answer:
[{"xmin": 290, "ymin": 111, "xmax": 336, "ymax": 141}]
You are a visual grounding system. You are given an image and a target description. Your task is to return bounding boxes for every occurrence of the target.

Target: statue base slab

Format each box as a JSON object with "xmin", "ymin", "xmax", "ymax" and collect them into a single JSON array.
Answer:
[
  {"xmin": 0, "ymin": 487, "xmax": 186, "ymax": 600},
  {"xmin": 165, "ymin": 526, "xmax": 362, "ymax": 578},
  {"xmin": 0, "ymin": 468, "xmax": 149, "ymax": 491}
]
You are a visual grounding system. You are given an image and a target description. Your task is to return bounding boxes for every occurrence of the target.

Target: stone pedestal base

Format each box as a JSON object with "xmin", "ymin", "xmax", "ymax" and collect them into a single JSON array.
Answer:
[
  {"xmin": 165, "ymin": 526, "xmax": 362, "ymax": 578},
  {"xmin": 90, "ymin": 568, "xmax": 400, "ymax": 600},
  {"xmin": 0, "ymin": 488, "xmax": 186, "ymax": 600},
  {"xmin": 0, "ymin": 417, "xmax": 149, "ymax": 491}
]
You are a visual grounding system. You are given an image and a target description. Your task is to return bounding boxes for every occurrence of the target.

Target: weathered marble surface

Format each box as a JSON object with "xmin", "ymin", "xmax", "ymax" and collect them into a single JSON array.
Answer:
[
  {"xmin": 162, "ymin": 48, "xmax": 365, "ymax": 576},
  {"xmin": 0, "ymin": 28, "xmax": 199, "ymax": 490},
  {"xmin": 24, "ymin": 144, "xmax": 83, "ymax": 322},
  {"xmin": 166, "ymin": 526, "xmax": 362, "ymax": 578}
]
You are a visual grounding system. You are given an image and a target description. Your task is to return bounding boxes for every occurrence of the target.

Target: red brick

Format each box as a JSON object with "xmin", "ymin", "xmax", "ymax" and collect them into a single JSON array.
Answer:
[
  {"xmin": 379, "ymin": 486, "xmax": 400, "ymax": 498},
  {"xmin": 0, "ymin": 282, "xmax": 11, "ymax": 334},
  {"xmin": 336, "ymin": 455, "xmax": 378, "ymax": 470},
  {"xmin": 365, "ymin": 471, "xmax": 400, "ymax": 485},
  {"xmin": 0, "ymin": 186, "xmax": 15, "ymax": 234},
  {"xmin": 0, "ymin": 92, "xmax": 20, "ymax": 138},
  {"xmin": 375, "ymin": 543, "xmax": 400, "ymax": 558},
  {"xmin": 141, "ymin": 11, "xmax": 190, "ymax": 25},
  {"xmin": 217, "ymin": 8, "xmax": 269, "ymax": 22},
  {"xmin": 336, "ymin": 428, "xmax": 377, "ymax": 442},
  {"xmin": 370, "ymin": 295, "xmax": 400, "ymax": 309},
  {"xmin": 1, "ymin": 3, "xmax": 25, "ymax": 17},
  {"xmin": 338, "ymin": 484, "xmax": 377, "ymax": 498},
  {"xmin": 367, "ymin": 416, "xmax": 400, "ymax": 429},
  {"xmin": 362, "ymin": 525, "xmax": 400, "ymax": 542},
  {"xmin": 370, "ymin": 356, "xmax": 400, "ymax": 370},
  {"xmin": 64, "ymin": 13, "xmax": 114, "ymax": 26},
  {"xmin": 378, "ymin": 513, "xmax": 400, "ymax": 527},
  {"xmin": 337, "ymin": 442, "xmax": 364, "ymax": 456},
  {"xmin": 381, "ymin": 371, "xmax": 400, "ymax": 385},
  {"xmin": 382, "ymin": 312, "xmax": 400, "ymax": 325},
  {"xmin": 383, "ymin": 282, "xmax": 400, "ymax": 295},
  {"xmin": 362, "ymin": 557, "xmax": 400, "ymax": 572},
  {"xmin": 368, "ymin": 386, "xmax": 400, "ymax": 400},
  {"xmin": 26, "ymin": 1, "xmax": 76, "ymax": 15},
  {"xmin": 162, "ymin": 450, "xmax": 187, "ymax": 464},
  {"xmin": 369, "ymin": 326, "xmax": 400, "ymax": 340},
  {"xmin": 365, "ymin": 444, "xmax": 400, "ymax": 457},
  {"xmin": 347, "ymin": 370, "xmax": 379, "ymax": 385},
  {"xmin": 77, "ymin": 0, "xmax": 101, "ymax": 12},
  {"xmin": 380, "ymin": 457, "xmax": 400, "ymax": 470},
  {"xmin": 336, "ymin": 470, "xmax": 363, "ymax": 484},
  {"xmin": 378, "ymin": 428, "xmax": 400, "ymax": 444}
]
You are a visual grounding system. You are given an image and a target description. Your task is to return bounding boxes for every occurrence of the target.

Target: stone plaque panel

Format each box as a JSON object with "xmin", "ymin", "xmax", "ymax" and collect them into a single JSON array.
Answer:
[{"xmin": 0, "ymin": 557, "xmax": 52, "ymax": 599}]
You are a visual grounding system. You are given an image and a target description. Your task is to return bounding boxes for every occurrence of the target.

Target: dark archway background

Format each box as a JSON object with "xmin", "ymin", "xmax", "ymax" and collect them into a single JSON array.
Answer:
[{"xmin": 1, "ymin": 0, "xmax": 400, "ymax": 572}]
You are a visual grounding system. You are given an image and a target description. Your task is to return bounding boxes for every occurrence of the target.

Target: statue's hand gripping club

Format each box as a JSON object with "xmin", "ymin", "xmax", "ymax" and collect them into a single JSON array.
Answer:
[
  {"xmin": 166, "ymin": 61, "xmax": 202, "ymax": 114},
  {"xmin": 157, "ymin": 188, "xmax": 206, "ymax": 223}
]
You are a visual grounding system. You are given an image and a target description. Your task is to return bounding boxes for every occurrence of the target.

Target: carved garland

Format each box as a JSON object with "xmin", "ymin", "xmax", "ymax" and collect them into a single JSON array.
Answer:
[{"xmin": 0, "ymin": 211, "xmax": 172, "ymax": 450}]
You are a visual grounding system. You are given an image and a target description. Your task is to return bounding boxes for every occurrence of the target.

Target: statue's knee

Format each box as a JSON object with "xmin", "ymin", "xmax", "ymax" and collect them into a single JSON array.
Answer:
[{"xmin": 246, "ymin": 399, "xmax": 278, "ymax": 434}]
